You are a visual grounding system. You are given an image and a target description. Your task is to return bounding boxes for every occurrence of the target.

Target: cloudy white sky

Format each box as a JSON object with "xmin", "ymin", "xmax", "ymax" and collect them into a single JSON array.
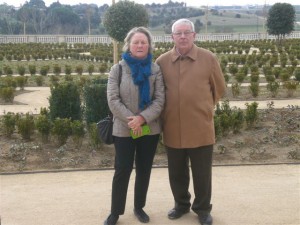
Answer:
[{"xmin": 1, "ymin": 0, "xmax": 299, "ymax": 7}]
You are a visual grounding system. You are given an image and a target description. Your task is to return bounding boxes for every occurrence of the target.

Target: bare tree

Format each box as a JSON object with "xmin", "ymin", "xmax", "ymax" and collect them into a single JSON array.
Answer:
[{"xmin": 18, "ymin": 6, "xmax": 31, "ymax": 35}]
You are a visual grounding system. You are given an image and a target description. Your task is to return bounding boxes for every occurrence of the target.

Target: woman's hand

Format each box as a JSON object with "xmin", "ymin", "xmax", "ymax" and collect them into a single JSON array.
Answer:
[
  {"xmin": 127, "ymin": 115, "xmax": 145, "ymax": 130},
  {"xmin": 131, "ymin": 126, "xmax": 143, "ymax": 137}
]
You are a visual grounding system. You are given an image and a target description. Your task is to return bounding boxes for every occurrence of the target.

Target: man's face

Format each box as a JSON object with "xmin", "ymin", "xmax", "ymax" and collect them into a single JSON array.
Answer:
[{"xmin": 171, "ymin": 23, "xmax": 196, "ymax": 55}]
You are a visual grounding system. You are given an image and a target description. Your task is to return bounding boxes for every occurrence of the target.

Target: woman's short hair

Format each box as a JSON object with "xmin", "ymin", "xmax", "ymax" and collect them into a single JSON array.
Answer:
[
  {"xmin": 171, "ymin": 18, "xmax": 195, "ymax": 33},
  {"xmin": 123, "ymin": 27, "xmax": 154, "ymax": 54}
]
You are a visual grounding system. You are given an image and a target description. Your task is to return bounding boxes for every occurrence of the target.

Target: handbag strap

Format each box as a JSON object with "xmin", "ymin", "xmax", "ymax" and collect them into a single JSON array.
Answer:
[
  {"xmin": 108, "ymin": 64, "xmax": 122, "ymax": 118},
  {"xmin": 118, "ymin": 63, "xmax": 122, "ymax": 86}
]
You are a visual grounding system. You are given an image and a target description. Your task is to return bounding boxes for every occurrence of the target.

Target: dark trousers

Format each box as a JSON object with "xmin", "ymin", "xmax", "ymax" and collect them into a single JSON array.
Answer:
[
  {"xmin": 111, "ymin": 134, "xmax": 159, "ymax": 215},
  {"xmin": 166, "ymin": 145, "xmax": 213, "ymax": 215}
]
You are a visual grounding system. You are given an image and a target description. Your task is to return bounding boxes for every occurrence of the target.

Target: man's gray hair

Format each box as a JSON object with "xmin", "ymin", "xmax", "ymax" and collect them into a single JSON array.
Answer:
[
  {"xmin": 171, "ymin": 18, "xmax": 195, "ymax": 33},
  {"xmin": 122, "ymin": 27, "xmax": 154, "ymax": 54}
]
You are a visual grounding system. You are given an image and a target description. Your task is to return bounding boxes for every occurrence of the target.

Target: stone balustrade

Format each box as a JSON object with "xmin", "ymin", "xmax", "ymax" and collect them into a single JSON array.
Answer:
[{"xmin": 0, "ymin": 32, "xmax": 299, "ymax": 44}]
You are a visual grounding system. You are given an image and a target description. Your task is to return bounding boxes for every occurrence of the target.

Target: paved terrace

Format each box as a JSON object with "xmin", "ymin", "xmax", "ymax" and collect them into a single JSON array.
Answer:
[{"xmin": 1, "ymin": 165, "xmax": 300, "ymax": 225}]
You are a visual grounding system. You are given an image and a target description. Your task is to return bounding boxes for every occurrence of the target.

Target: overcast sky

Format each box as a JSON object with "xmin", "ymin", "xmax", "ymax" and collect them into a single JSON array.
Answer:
[{"xmin": 1, "ymin": 0, "xmax": 299, "ymax": 7}]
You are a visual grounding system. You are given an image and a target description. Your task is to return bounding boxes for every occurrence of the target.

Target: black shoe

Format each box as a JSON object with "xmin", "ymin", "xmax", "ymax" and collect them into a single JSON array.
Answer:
[
  {"xmin": 167, "ymin": 208, "xmax": 190, "ymax": 220},
  {"xmin": 104, "ymin": 214, "xmax": 119, "ymax": 225},
  {"xmin": 198, "ymin": 213, "xmax": 213, "ymax": 225},
  {"xmin": 134, "ymin": 208, "xmax": 150, "ymax": 223}
]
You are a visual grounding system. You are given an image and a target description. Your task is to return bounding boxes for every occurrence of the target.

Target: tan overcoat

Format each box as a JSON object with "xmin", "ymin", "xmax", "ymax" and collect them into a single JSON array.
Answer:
[{"xmin": 156, "ymin": 44, "xmax": 226, "ymax": 148}]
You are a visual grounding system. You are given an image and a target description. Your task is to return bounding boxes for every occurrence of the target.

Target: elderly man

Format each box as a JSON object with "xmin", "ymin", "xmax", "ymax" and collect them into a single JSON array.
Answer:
[{"xmin": 156, "ymin": 18, "xmax": 226, "ymax": 225}]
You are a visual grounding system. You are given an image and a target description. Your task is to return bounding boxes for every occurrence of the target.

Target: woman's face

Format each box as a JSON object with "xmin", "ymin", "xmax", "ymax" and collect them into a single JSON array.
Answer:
[{"xmin": 129, "ymin": 32, "xmax": 149, "ymax": 59}]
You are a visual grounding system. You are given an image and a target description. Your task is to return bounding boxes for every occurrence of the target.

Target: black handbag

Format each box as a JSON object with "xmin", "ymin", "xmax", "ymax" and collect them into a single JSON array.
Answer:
[
  {"xmin": 97, "ymin": 115, "xmax": 114, "ymax": 144},
  {"xmin": 97, "ymin": 64, "xmax": 122, "ymax": 144}
]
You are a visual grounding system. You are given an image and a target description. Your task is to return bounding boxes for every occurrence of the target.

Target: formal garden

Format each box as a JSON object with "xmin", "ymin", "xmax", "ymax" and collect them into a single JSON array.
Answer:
[{"xmin": 0, "ymin": 38, "xmax": 299, "ymax": 172}]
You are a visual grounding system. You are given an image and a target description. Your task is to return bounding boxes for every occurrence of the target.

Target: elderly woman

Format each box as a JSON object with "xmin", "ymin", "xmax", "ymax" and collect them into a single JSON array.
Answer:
[{"xmin": 104, "ymin": 27, "xmax": 165, "ymax": 225}]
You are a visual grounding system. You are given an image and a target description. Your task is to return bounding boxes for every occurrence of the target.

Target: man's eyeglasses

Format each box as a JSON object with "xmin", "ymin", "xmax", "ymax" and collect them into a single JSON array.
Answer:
[{"xmin": 172, "ymin": 31, "xmax": 194, "ymax": 36}]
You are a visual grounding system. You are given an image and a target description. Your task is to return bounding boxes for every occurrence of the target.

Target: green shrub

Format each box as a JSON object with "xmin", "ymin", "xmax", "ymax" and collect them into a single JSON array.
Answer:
[
  {"xmin": 3, "ymin": 65, "xmax": 13, "ymax": 75},
  {"xmin": 75, "ymin": 65, "xmax": 84, "ymax": 75},
  {"xmin": 250, "ymin": 65, "xmax": 259, "ymax": 73},
  {"xmin": 88, "ymin": 123, "xmax": 102, "ymax": 148},
  {"xmin": 294, "ymin": 69, "xmax": 300, "ymax": 81},
  {"xmin": 262, "ymin": 66, "xmax": 272, "ymax": 76},
  {"xmin": 15, "ymin": 76, "xmax": 27, "ymax": 90},
  {"xmin": 28, "ymin": 64, "xmax": 36, "ymax": 75},
  {"xmin": 272, "ymin": 67, "xmax": 281, "ymax": 79},
  {"xmin": 71, "ymin": 120, "xmax": 85, "ymax": 147},
  {"xmin": 283, "ymin": 80, "xmax": 299, "ymax": 97},
  {"xmin": 53, "ymin": 64, "xmax": 61, "ymax": 76},
  {"xmin": 51, "ymin": 117, "xmax": 72, "ymax": 146},
  {"xmin": 17, "ymin": 65, "xmax": 26, "ymax": 76},
  {"xmin": 228, "ymin": 64, "xmax": 238, "ymax": 75},
  {"xmin": 214, "ymin": 100, "xmax": 244, "ymax": 136},
  {"xmin": 245, "ymin": 102, "xmax": 259, "ymax": 128},
  {"xmin": 40, "ymin": 107, "xmax": 49, "ymax": 116},
  {"xmin": 249, "ymin": 82, "xmax": 259, "ymax": 98},
  {"xmin": 35, "ymin": 114, "xmax": 52, "ymax": 142},
  {"xmin": 77, "ymin": 76, "xmax": 88, "ymax": 89},
  {"xmin": 219, "ymin": 113, "xmax": 231, "ymax": 136},
  {"xmin": 0, "ymin": 76, "xmax": 17, "ymax": 88},
  {"xmin": 0, "ymin": 87, "xmax": 15, "ymax": 102},
  {"xmin": 214, "ymin": 115, "xmax": 222, "ymax": 140},
  {"xmin": 267, "ymin": 81, "xmax": 280, "ymax": 97},
  {"xmin": 83, "ymin": 79, "xmax": 110, "ymax": 124},
  {"xmin": 49, "ymin": 82, "xmax": 82, "ymax": 121},
  {"xmin": 40, "ymin": 65, "xmax": 49, "ymax": 76},
  {"xmin": 231, "ymin": 82, "xmax": 240, "ymax": 97},
  {"xmin": 280, "ymin": 58, "xmax": 287, "ymax": 67},
  {"xmin": 88, "ymin": 64, "xmax": 94, "ymax": 75},
  {"xmin": 291, "ymin": 59, "xmax": 298, "ymax": 67},
  {"xmin": 50, "ymin": 75, "xmax": 60, "ymax": 86},
  {"xmin": 280, "ymin": 69, "xmax": 291, "ymax": 82},
  {"xmin": 231, "ymin": 108, "xmax": 244, "ymax": 134},
  {"xmin": 34, "ymin": 75, "xmax": 44, "ymax": 86},
  {"xmin": 250, "ymin": 72, "xmax": 259, "ymax": 82},
  {"xmin": 240, "ymin": 66, "xmax": 248, "ymax": 76},
  {"xmin": 223, "ymin": 74, "xmax": 230, "ymax": 83},
  {"xmin": 64, "ymin": 74, "xmax": 73, "ymax": 82},
  {"xmin": 235, "ymin": 72, "xmax": 245, "ymax": 83},
  {"xmin": 16, "ymin": 113, "xmax": 35, "ymax": 140},
  {"xmin": 6, "ymin": 55, "xmax": 12, "ymax": 61},
  {"xmin": 99, "ymin": 63, "xmax": 108, "ymax": 73},
  {"xmin": 2, "ymin": 112, "xmax": 16, "ymax": 137},
  {"xmin": 265, "ymin": 75, "xmax": 275, "ymax": 82},
  {"xmin": 65, "ymin": 65, "xmax": 72, "ymax": 75}
]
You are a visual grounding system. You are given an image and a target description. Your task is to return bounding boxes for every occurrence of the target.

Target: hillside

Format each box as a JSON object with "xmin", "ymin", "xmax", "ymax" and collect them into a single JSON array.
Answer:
[{"xmin": 1, "ymin": 0, "xmax": 299, "ymax": 35}]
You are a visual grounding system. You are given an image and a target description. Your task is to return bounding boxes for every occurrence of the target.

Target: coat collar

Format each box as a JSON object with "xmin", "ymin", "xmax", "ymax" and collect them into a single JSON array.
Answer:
[{"xmin": 171, "ymin": 44, "xmax": 197, "ymax": 62}]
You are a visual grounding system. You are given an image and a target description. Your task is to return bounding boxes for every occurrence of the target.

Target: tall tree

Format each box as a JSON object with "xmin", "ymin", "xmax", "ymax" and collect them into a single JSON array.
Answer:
[
  {"xmin": 27, "ymin": 0, "xmax": 46, "ymax": 8},
  {"xmin": 266, "ymin": 3, "xmax": 296, "ymax": 42},
  {"xmin": 85, "ymin": 6, "xmax": 95, "ymax": 35},
  {"xmin": 26, "ymin": 0, "xmax": 47, "ymax": 34},
  {"xmin": 0, "ymin": 4, "xmax": 21, "ymax": 34},
  {"xmin": 47, "ymin": 4, "xmax": 81, "ymax": 34},
  {"xmin": 103, "ymin": 1, "xmax": 149, "ymax": 42},
  {"xmin": 18, "ymin": 5, "xmax": 31, "ymax": 34},
  {"xmin": 194, "ymin": 19, "xmax": 203, "ymax": 33}
]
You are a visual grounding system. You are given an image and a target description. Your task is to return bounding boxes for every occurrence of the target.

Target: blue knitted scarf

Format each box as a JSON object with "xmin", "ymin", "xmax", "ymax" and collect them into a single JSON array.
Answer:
[{"xmin": 122, "ymin": 52, "xmax": 152, "ymax": 110}]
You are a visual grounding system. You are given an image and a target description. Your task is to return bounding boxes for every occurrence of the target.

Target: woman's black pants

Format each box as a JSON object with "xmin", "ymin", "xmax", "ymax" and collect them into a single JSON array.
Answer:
[
  {"xmin": 110, "ymin": 134, "xmax": 159, "ymax": 215},
  {"xmin": 166, "ymin": 145, "xmax": 213, "ymax": 215}
]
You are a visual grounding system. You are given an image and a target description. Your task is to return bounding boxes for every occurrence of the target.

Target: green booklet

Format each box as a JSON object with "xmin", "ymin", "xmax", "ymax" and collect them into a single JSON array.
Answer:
[{"xmin": 130, "ymin": 125, "xmax": 151, "ymax": 139}]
